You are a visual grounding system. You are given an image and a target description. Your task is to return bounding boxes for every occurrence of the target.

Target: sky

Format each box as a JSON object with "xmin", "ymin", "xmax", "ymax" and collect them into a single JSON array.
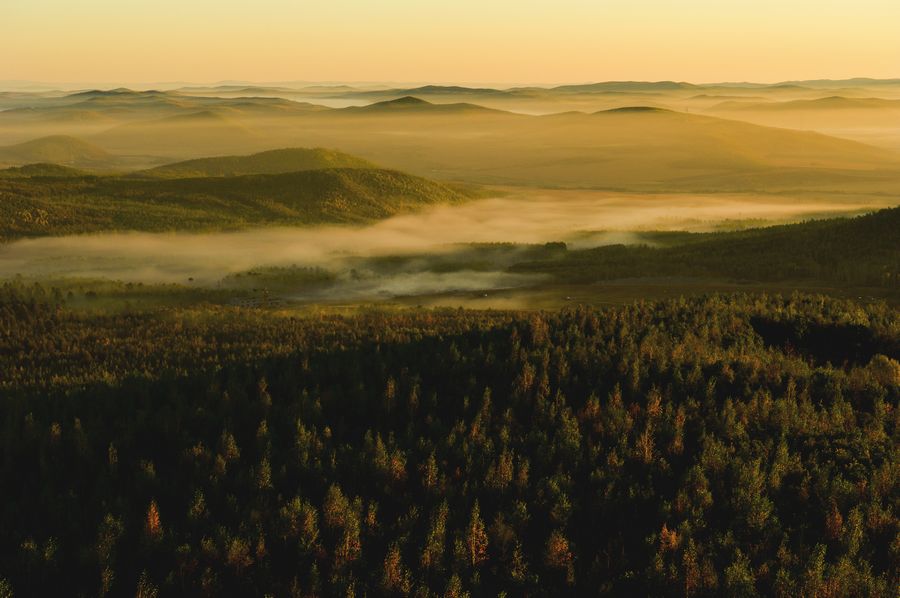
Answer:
[{"xmin": 3, "ymin": 0, "xmax": 899, "ymax": 85}]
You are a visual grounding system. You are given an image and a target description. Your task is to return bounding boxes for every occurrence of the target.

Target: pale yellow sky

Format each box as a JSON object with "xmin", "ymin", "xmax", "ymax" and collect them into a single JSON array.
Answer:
[{"xmin": 3, "ymin": 0, "xmax": 899, "ymax": 85}]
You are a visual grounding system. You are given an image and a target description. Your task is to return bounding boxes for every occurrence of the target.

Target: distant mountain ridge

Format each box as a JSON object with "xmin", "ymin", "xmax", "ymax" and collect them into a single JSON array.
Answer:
[{"xmin": 549, "ymin": 81, "xmax": 698, "ymax": 93}]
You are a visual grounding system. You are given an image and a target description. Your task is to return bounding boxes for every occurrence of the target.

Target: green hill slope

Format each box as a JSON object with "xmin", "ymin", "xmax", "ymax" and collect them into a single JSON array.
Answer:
[
  {"xmin": 0, "ymin": 168, "xmax": 474, "ymax": 239},
  {"xmin": 140, "ymin": 147, "xmax": 376, "ymax": 178}
]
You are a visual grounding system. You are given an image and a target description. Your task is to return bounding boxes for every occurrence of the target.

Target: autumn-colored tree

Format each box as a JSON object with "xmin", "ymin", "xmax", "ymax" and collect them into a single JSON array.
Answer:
[
  {"xmin": 135, "ymin": 571, "xmax": 159, "ymax": 598},
  {"xmin": 683, "ymin": 540, "xmax": 701, "ymax": 597},
  {"xmin": 422, "ymin": 451, "xmax": 439, "ymax": 491},
  {"xmin": 219, "ymin": 430, "xmax": 241, "ymax": 462},
  {"xmin": 466, "ymin": 501, "xmax": 488, "ymax": 567},
  {"xmin": 365, "ymin": 500, "xmax": 379, "ymax": 533},
  {"xmin": 381, "ymin": 543, "xmax": 411, "ymax": 593},
  {"xmin": 144, "ymin": 500, "xmax": 162, "ymax": 541},
  {"xmin": 724, "ymin": 550, "xmax": 756, "ymax": 598},
  {"xmin": 226, "ymin": 537, "xmax": 253, "ymax": 574},
  {"xmin": 637, "ymin": 422, "xmax": 655, "ymax": 464},
  {"xmin": 421, "ymin": 501, "xmax": 448, "ymax": 570},
  {"xmin": 825, "ymin": 502, "xmax": 844, "ymax": 541},
  {"xmin": 544, "ymin": 530, "xmax": 575, "ymax": 584},
  {"xmin": 323, "ymin": 484, "xmax": 350, "ymax": 529},
  {"xmin": 335, "ymin": 512, "xmax": 362, "ymax": 569},
  {"xmin": 670, "ymin": 406, "xmax": 686, "ymax": 456},
  {"xmin": 256, "ymin": 457, "xmax": 272, "ymax": 490},
  {"xmin": 659, "ymin": 523, "xmax": 680, "ymax": 553},
  {"xmin": 486, "ymin": 450, "xmax": 514, "ymax": 490},
  {"xmin": 384, "ymin": 376, "xmax": 397, "ymax": 412},
  {"xmin": 443, "ymin": 574, "xmax": 468, "ymax": 598},
  {"xmin": 509, "ymin": 542, "xmax": 528, "ymax": 583}
]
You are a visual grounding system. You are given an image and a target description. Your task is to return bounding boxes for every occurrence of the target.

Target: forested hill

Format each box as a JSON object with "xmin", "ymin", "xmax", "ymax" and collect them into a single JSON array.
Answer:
[
  {"xmin": 512, "ymin": 207, "xmax": 900, "ymax": 288},
  {"xmin": 0, "ymin": 290, "xmax": 897, "ymax": 596},
  {"xmin": 0, "ymin": 167, "xmax": 474, "ymax": 239},
  {"xmin": 0, "ymin": 162, "xmax": 88, "ymax": 178}
]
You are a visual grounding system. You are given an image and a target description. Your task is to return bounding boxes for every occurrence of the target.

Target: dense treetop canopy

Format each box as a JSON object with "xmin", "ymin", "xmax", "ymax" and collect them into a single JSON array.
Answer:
[{"xmin": 0, "ymin": 288, "xmax": 897, "ymax": 596}]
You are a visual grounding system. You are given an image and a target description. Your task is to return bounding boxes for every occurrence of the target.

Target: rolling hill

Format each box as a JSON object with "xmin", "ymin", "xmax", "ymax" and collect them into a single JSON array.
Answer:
[
  {"xmin": 321, "ymin": 105, "xmax": 900, "ymax": 189},
  {"xmin": 703, "ymin": 96, "xmax": 900, "ymax": 152},
  {"xmin": 2, "ymin": 86, "xmax": 899, "ymax": 190},
  {"xmin": 0, "ymin": 88, "xmax": 328, "ymax": 120},
  {"xmin": 291, "ymin": 100, "xmax": 900, "ymax": 189},
  {"xmin": 0, "ymin": 135, "xmax": 111, "ymax": 167},
  {"xmin": 0, "ymin": 167, "xmax": 475, "ymax": 239},
  {"xmin": 93, "ymin": 110, "xmax": 260, "ymax": 155},
  {"xmin": 330, "ymin": 85, "xmax": 518, "ymax": 101},
  {"xmin": 327, "ymin": 81, "xmax": 700, "ymax": 102},
  {"xmin": 139, "ymin": 147, "xmax": 376, "ymax": 178},
  {"xmin": 580, "ymin": 107, "xmax": 894, "ymax": 170},
  {"xmin": 0, "ymin": 89, "xmax": 331, "ymax": 155},
  {"xmin": 340, "ymin": 96, "xmax": 504, "ymax": 115}
]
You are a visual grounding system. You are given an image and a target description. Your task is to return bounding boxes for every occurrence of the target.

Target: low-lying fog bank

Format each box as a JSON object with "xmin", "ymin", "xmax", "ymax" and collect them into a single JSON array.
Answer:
[{"xmin": 0, "ymin": 190, "xmax": 881, "ymax": 300}]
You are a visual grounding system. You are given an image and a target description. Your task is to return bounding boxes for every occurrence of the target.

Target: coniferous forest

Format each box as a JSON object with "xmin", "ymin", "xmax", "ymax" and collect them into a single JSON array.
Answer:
[{"xmin": 1, "ymin": 288, "xmax": 897, "ymax": 597}]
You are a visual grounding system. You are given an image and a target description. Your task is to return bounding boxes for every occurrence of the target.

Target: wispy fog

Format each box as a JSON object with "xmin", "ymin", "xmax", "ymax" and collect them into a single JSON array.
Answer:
[{"xmin": 0, "ymin": 190, "xmax": 876, "ymax": 300}]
